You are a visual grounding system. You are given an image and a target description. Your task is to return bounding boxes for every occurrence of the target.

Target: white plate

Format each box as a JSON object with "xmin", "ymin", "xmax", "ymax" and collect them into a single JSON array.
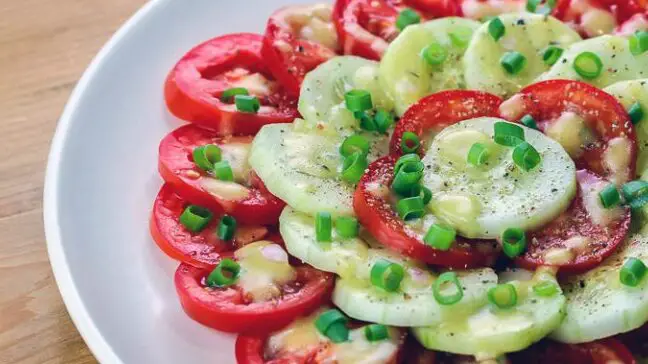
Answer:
[{"xmin": 44, "ymin": 0, "xmax": 312, "ymax": 362}]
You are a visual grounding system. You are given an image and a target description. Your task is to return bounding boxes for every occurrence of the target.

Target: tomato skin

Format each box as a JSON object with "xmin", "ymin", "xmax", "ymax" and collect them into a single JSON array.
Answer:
[
  {"xmin": 615, "ymin": 12, "xmax": 648, "ymax": 35},
  {"xmin": 400, "ymin": 0, "xmax": 462, "ymax": 17},
  {"xmin": 391, "ymin": 90, "xmax": 503, "ymax": 155},
  {"xmin": 502, "ymin": 80, "xmax": 637, "ymax": 183},
  {"xmin": 619, "ymin": 323, "xmax": 648, "ymax": 359},
  {"xmin": 150, "ymin": 184, "xmax": 269, "ymax": 268},
  {"xmin": 355, "ymin": 156, "xmax": 500, "ymax": 269},
  {"xmin": 508, "ymin": 338, "xmax": 636, "ymax": 364},
  {"xmin": 175, "ymin": 262, "xmax": 334, "ymax": 334},
  {"xmin": 554, "ymin": 0, "xmax": 644, "ymax": 29},
  {"xmin": 158, "ymin": 124, "xmax": 285, "ymax": 225},
  {"xmin": 164, "ymin": 33, "xmax": 298, "ymax": 136},
  {"xmin": 262, "ymin": 6, "xmax": 338, "ymax": 98}
]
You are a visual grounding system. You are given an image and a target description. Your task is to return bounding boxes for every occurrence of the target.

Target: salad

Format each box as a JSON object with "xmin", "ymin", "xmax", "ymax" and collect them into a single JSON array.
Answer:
[{"xmin": 150, "ymin": 0, "xmax": 648, "ymax": 362}]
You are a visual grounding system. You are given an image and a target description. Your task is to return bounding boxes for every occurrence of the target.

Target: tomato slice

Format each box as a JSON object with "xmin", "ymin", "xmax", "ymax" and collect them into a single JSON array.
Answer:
[
  {"xmin": 149, "ymin": 184, "xmax": 270, "ymax": 268},
  {"xmin": 164, "ymin": 33, "xmax": 298, "ymax": 135},
  {"xmin": 390, "ymin": 90, "xmax": 503, "ymax": 155},
  {"xmin": 554, "ymin": 0, "xmax": 644, "ymax": 35},
  {"xmin": 615, "ymin": 12, "xmax": 648, "ymax": 35},
  {"xmin": 508, "ymin": 338, "xmax": 636, "ymax": 364},
  {"xmin": 619, "ymin": 323, "xmax": 648, "ymax": 359},
  {"xmin": 175, "ymin": 262, "xmax": 333, "ymax": 334},
  {"xmin": 517, "ymin": 170, "xmax": 631, "ymax": 273},
  {"xmin": 354, "ymin": 156, "xmax": 500, "ymax": 269},
  {"xmin": 158, "ymin": 124, "xmax": 285, "ymax": 225},
  {"xmin": 262, "ymin": 4, "xmax": 339, "ymax": 98},
  {"xmin": 502, "ymin": 80, "xmax": 637, "ymax": 184}
]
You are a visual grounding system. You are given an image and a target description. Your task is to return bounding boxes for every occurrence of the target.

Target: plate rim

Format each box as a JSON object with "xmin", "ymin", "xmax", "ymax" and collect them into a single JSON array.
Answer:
[{"xmin": 43, "ymin": 0, "xmax": 169, "ymax": 362}]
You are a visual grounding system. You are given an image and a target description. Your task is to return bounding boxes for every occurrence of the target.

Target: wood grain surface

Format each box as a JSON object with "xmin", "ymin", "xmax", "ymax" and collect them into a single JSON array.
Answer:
[{"xmin": 0, "ymin": 0, "xmax": 147, "ymax": 362}]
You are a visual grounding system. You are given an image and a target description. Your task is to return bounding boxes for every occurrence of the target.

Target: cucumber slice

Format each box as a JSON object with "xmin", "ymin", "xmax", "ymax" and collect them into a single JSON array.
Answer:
[
  {"xmin": 551, "ymin": 233, "xmax": 648, "ymax": 344},
  {"xmin": 413, "ymin": 269, "xmax": 566, "ymax": 357},
  {"xmin": 379, "ymin": 17, "xmax": 481, "ymax": 115},
  {"xmin": 279, "ymin": 207, "xmax": 370, "ymax": 274},
  {"xmin": 298, "ymin": 56, "xmax": 394, "ymax": 132},
  {"xmin": 464, "ymin": 13, "xmax": 581, "ymax": 97},
  {"xmin": 333, "ymin": 249, "xmax": 497, "ymax": 327},
  {"xmin": 538, "ymin": 35, "xmax": 648, "ymax": 89},
  {"xmin": 604, "ymin": 79, "xmax": 648, "ymax": 176},
  {"xmin": 249, "ymin": 123, "xmax": 388, "ymax": 216},
  {"xmin": 421, "ymin": 117, "xmax": 577, "ymax": 239}
]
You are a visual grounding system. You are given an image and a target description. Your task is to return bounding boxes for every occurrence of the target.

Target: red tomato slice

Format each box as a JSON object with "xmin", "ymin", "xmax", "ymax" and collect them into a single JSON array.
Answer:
[
  {"xmin": 175, "ymin": 262, "xmax": 333, "ymax": 334},
  {"xmin": 158, "ymin": 124, "xmax": 285, "ymax": 225},
  {"xmin": 508, "ymin": 338, "xmax": 636, "ymax": 364},
  {"xmin": 149, "ymin": 184, "xmax": 270, "ymax": 268},
  {"xmin": 615, "ymin": 12, "xmax": 648, "ymax": 35},
  {"xmin": 554, "ymin": 0, "xmax": 644, "ymax": 31},
  {"xmin": 517, "ymin": 170, "xmax": 631, "ymax": 273},
  {"xmin": 501, "ymin": 80, "xmax": 637, "ymax": 184},
  {"xmin": 262, "ymin": 4, "xmax": 339, "ymax": 97},
  {"xmin": 619, "ymin": 323, "xmax": 648, "ymax": 359},
  {"xmin": 164, "ymin": 33, "xmax": 299, "ymax": 135},
  {"xmin": 354, "ymin": 156, "xmax": 500, "ymax": 269},
  {"xmin": 390, "ymin": 90, "xmax": 503, "ymax": 155}
]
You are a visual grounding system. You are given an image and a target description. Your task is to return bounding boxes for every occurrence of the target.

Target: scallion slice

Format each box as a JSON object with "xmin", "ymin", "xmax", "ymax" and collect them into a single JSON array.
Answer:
[
  {"xmin": 179, "ymin": 205, "xmax": 213, "ymax": 233},
  {"xmin": 340, "ymin": 135, "xmax": 370, "ymax": 158},
  {"xmin": 370, "ymin": 259, "xmax": 405, "ymax": 292},
  {"xmin": 512, "ymin": 142, "xmax": 542, "ymax": 171},
  {"xmin": 630, "ymin": 31, "xmax": 648, "ymax": 56},
  {"xmin": 422, "ymin": 42, "xmax": 448, "ymax": 65},
  {"xmin": 357, "ymin": 111, "xmax": 378, "ymax": 131},
  {"xmin": 599, "ymin": 184, "xmax": 621, "ymax": 209},
  {"xmin": 467, "ymin": 143, "xmax": 490, "ymax": 166},
  {"xmin": 221, "ymin": 87, "xmax": 248, "ymax": 102},
  {"xmin": 449, "ymin": 27, "xmax": 473, "ymax": 48},
  {"xmin": 394, "ymin": 154, "xmax": 421, "ymax": 176},
  {"xmin": 345, "ymin": 90, "xmax": 373, "ymax": 112},
  {"xmin": 341, "ymin": 152, "xmax": 368, "ymax": 184},
  {"xmin": 620, "ymin": 257, "xmax": 647, "ymax": 287},
  {"xmin": 401, "ymin": 131, "xmax": 421, "ymax": 154},
  {"xmin": 217, "ymin": 215, "xmax": 237, "ymax": 241},
  {"xmin": 397, "ymin": 196, "xmax": 426, "ymax": 220},
  {"xmin": 533, "ymin": 281, "xmax": 559, "ymax": 297},
  {"xmin": 392, "ymin": 161, "xmax": 424, "ymax": 194},
  {"xmin": 501, "ymin": 227, "xmax": 527, "ymax": 258},
  {"xmin": 488, "ymin": 283, "xmax": 518, "ymax": 309},
  {"xmin": 526, "ymin": 0, "xmax": 542, "ymax": 12},
  {"xmin": 424, "ymin": 224, "xmax": 456, "ymax": 251},
  {"xmin": 488, "ymin": 17, "xmax": 505, "ymax": 41},
  {"xmin": 335, "ymin": 216, "xmax": 359, "ymax": 238},
  {"xmin": 520, "ymin": 114, "xmax": 538, "ymax": 130},
  {"xmin": 432, "ymin": 272, "xmax": 463, "ymax": 305},
  {"xmin": 542, "ymin": 46, "xmax": 563, "ymax": 66},
  {"xmin": 365, "ymin": 324, "xmax": 389, "ymax": 341},
  {"xmin": 494, "ymin": 122, "xmax": 525, "ymax": 146},
  {"xmin": 235, "ymin": 95, "xmax": 260, "ymax": 113},
  {"xmin": 501, "ymin": 51, "xmax": 527, "ymax": 75},
  {"xmin": 315, "ymin": 309, "xmax": 349, "ymax": 343},
  {"xmin": 573, "ymin": 52, "xmax": 603, "ymax": 80},
  {"xmin": 193, "ymin": 144, "xmax": 222, "ymax": 172},
  {"xmin": 316, "ymin": 211, "xmax": 333, "ymax": 242},
  {"xmin": 622, "ymin": 180, "xmax": 648, "ymax": 209},
  {"xmin": 408, "ymin": 184, "xmax": 433, "ymax": 204},
  {"xmin": 206, "ymin": 258, "xmax": 241, "ymax": 287},
  {"xmin": 629, "ymin": 102, "xmax": 644, "ymax": 125},
  {"xmin": 213, "ymin": 160, "xmax": 234, "ymax": 181},
  {"xmin": 374, "ymin": 110, "xmax": 395, "ymax": 134},
  {"xmin": 396, "ymin": 8, "xmax": 420, "ymax": 31}
]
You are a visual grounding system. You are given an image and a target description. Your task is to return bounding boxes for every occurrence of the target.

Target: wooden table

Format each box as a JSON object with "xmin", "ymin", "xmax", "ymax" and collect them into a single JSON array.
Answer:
[{"xmin": 0, "ymin": 0, "xmax": 147, "ymax": 362}]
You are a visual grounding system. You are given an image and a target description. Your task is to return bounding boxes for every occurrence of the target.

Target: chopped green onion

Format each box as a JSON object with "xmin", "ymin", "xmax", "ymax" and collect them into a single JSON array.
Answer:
[
  {"xmin": 345, "ymin": 90, "xmax": 373, "ymax": 112},
  {"xmin": 526, "ymin": 0, "xmax": 542, "ymax": 12},
  {"xmin": 370, "ymin": 259, "xmax": 405, "ymax": 292},
  {"xmin": 422, "ymin": 42, "xmax": 448, "ymax": 65},
  {"xmin": 374, "ymin": 110, "xmax": 395, "ymax": 134},
  {"xmin": 630, "ymin": 31, "xmax": 648, "ymax": 56},
  {"xmin": 396, "ymin": 8, "xmax": 420, "ymax": 31},
  {"xmin": 357, "ymin": 111, "xmax": 378, "ymax": 131},
  {"xmin": 467, "ymin": 143, "xmax": 490, "ymax": 166},
  {"xmin": 542, "ymin": 46, "xmax": 564, "ymax": 66},
  {"xmin": 397, "ymin": 196, "xmax": 426, "ymax": 220},
  {"xmin": 335, "ymin": 216, "xmax": 359, "ymax": 238},
  {"xmin": 622, "ymin": 180, "xmax": 648, "ymax": 209},
  {"xmin": 365, "ymin": 324, "xmax": 389, "ymax": 341},
  {"xmin": 316, "ymin": 211, "xmax": 333, "ymax": 242},
  {"xmin": 217, "ymin": 215, "xmax": 237, "ymax": 241},
  {"xmin": 620, "ymin": 257, "xmax": 647, "ymax": 287},
  {"xmin": 179, "ymin": 205, "xmax": 213, "ymax": 233},
  {"xmin": 533, "ymin": 281, "xmax": 559, "ymax": 297},
  {"xmin": 501, "ymin": 51, "xmax": 527, "ymax": 75},
  {"xmin": 512, "ymin": 142, "xmax": 542, "ymax": 171},
  {"xmin": 573, "ymin": 52, "xmax": 603, "ymax": 80},
  {"xmin": 235, "ymin": 95, "xmax": 260, "ymax": 113},
  {"xmin": 488, "ymin": 283, "xmax": 518, "ymax": 309},
  {"xmin": 221, "ymin": 87, "xmax": 249, "ymax": 102},
  {"xmin": 340, "ymin": 135, "xmax": 370, "ymax": 158},
  {"xmin": 213, "ymin": 160, "xmax": 234, "ymax": 181},
  {"xmin": 501, "ymin": 227, "xmax": 527, "ymax": 258},
  {"xmin": 494, "ymin": 122, "xmax": 525, "ymax": 146},
  {"xmin": 394, "ymin": 154, "xmax": 421, "ymax": 176},
  {"xmin": 488, "ymin": 17, "xmax": 505, "ymax": 41},
  {"xmin": 341, "ymin": 152, "xmax": 368, "ymax": 184},
  {"xmin": 433, "ymin": 272, "xmax": 463, "ymax": 305},
  {"xmin": 392, "ymin": 161, "xmax": 424, "ymax": 194},
  {"xmin": 449, "ymin": 27, "xmax": 473, "ymax": 47},
  {"xmin": 629, "ymin": 102, "xmax": 644, "ymax": 125},
  {"xmin": 520, "ymin": 114, "xmax": 538, "ymax": 130},
  {"xmin": 401, "ymin": 131, "xmax": 421, "ymax": 154},
  {"xmin": 315, "ymin": 309, "xmax": 349, "ymax": 343},
  {"xmin": 599, "ymin": 184, "xmax": 621, "ymax": 209},
  {"xmin": 193, "ymin": 145, "xmax": 222, "ymax": 172},
  {"xmin": 408, "ymin": 184, "xmax": 433, "ymax": 204},
  {"xmin": 206, "ymin": 258, "xmax": 241, "ymax": 287},
  {"xmin": 424, "ymin": 224, "xmax": 456, "ymax": 251}
]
